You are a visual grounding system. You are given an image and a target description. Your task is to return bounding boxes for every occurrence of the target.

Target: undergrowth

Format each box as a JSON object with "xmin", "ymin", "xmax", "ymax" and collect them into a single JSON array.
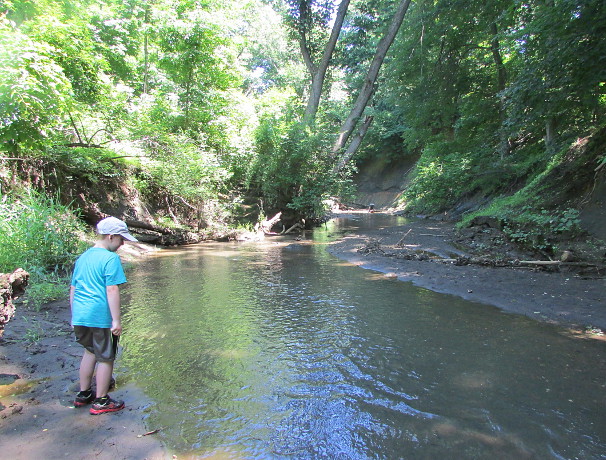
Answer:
[
  {"xmin": 0, "ymin": 190, "xmax": 89, "ymax": 309},
  {"xmin": 401, "ymin": 132, "xmax": 599, "ymax": 254}
]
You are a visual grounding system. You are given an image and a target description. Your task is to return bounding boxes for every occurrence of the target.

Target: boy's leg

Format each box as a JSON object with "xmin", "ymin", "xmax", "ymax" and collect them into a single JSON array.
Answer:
[
  {"xmin": 79, "ymin": 349, "xmax": 97, "ymax": 391},
  {"xmin": 95, "ymin": 361, "xmax": 114, "ymax": 398},
  {"xmin": 89, "ymin": 329, "xmax": 124, "ymax": 414},
  {"xmin": 90, "ymin": 360, "xmax": 124, "ymax": 414}
]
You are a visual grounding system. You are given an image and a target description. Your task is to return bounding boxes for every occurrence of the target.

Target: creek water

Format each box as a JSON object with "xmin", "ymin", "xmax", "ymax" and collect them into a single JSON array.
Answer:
[{"xmin": 120, "ymin": 215, "xmax": 606, "ymax": 459}]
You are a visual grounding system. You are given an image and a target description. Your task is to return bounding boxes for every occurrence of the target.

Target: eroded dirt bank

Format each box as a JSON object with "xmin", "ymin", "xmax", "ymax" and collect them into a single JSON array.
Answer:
[{"xmin": 327, "ymin": 214, "xmax": 606, "ymax": 335}]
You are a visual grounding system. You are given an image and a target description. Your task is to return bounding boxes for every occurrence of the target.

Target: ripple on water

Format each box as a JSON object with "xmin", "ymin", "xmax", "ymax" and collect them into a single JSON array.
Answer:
[{"xmin": 119, "ymin": 216, "xmax": 606, "ymax": 459}]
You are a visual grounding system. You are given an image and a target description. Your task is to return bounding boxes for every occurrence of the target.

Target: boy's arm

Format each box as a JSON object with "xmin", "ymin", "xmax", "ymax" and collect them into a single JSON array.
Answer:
[
  {"xmin": 106, "ymin": 284, "xmax": 122, "ymax": 336},
  {"xmin": 69, "ymin": 285, "xmax": 75, "ymax": 309}
]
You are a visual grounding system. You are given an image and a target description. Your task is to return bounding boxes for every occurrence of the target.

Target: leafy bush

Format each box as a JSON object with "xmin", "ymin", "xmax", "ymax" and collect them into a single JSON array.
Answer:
[
  {"xmin": 244, "ymin": 87, "xmax": 356, "ymax": 220},
  {"xmin": 22, "ymin": 273, "xmax": 68, "ymax": 311},
  {"xmin": 0, "ymin": 17, "xmax": 73, "ymax": 153},
  {"xmin": 502, "ymin": 207, "xmax": 583, "ymax": 252},
  {"xmin": 248, "ymin": 117, "xmax": 354, "ymax": 219},
  {"xmin": 0, "ymin": 191, "xmax": 88, "ymax": 275},
  {"xmin": 400, "ymin": 142, "xmax": 474, "ymax": 213}
]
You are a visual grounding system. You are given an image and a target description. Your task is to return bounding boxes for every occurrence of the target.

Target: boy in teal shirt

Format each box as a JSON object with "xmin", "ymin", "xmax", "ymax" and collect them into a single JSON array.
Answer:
[{"xmin": 70, "ymin": 216, "xmax": 137, "ymax": 414}]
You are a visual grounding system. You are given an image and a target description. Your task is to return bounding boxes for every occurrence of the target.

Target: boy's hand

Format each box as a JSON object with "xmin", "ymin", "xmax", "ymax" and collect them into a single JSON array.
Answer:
[{"xmin": 111, "ymin": 320, "xmax": 122, "ymax": 336}]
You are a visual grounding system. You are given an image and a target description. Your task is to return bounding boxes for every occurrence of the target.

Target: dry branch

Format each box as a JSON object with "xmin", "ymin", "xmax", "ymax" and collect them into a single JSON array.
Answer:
[
  {"xmin": 256, "ymin": 212, "xmax": 282, "ymax": 235},
  {"xmin": 395, "ymin": 229, "xmax": 413, "ymax": 247}
]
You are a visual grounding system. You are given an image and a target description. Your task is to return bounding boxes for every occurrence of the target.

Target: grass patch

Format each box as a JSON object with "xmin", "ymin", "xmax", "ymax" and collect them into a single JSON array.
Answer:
[{"xmin": 0, "ymin": 190, "xmax": 89, "ymax": 309}]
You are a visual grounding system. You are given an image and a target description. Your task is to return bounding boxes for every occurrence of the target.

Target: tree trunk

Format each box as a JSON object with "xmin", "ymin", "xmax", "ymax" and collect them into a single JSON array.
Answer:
[
  {"xmin": 490, "ymin": 21, "xmax": 509, "ymax": 160},
  {"xmin": 490, "ymin": 23, "xmax": 507, "ymax": 92},
  {"xmin": 332, "ymin": 0, "xmax": 413, "ymax": 167},
  {"xmin": 545, "ymin": 117, "xmax": 557, "ymax": 153},
  {"xmin": 143, "ymin": 28, "xmax": 149, "ymax": 94},
  {"xmin": 184, "ymin": 67, "xmax": 194, "ymax": 130},
  {"xmin": 301, "ymin": 0, "xmax": 351, "ymax": 126},
  {"xmin": 334, "ymin": 115, "xmax": 374, "ymax": 172}
]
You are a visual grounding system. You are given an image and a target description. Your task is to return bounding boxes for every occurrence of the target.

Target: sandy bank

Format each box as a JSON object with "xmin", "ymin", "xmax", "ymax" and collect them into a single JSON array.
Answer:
[{"xmin": 326, "ymin": 215, "xmax": 606, "ymax": 335}]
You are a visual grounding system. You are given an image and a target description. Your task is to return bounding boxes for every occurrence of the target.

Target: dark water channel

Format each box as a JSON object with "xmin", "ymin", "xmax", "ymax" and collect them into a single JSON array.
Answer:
[{"xmin": 120, "ymin": 215, "xmax": 606, "ymax": 459}]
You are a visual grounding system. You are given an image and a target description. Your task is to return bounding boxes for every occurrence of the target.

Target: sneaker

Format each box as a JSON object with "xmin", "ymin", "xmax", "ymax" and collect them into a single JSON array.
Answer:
[
  {"xmin": 74, "ymin": 389, "xmax": 94, "ymax": 407},
  {"xmin": 89, "ymin": 395, "xmax": 125, "ymax": 415}
]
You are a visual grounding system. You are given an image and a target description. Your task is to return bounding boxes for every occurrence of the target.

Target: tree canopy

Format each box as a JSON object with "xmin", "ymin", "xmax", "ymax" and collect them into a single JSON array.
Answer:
[{"xmin": 1, "ymin": 0, "xmax": 604, "ymax": 224}]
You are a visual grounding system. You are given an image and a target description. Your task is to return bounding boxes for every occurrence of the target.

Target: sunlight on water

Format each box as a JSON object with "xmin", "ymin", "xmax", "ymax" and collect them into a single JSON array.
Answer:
[{"xmin": 119, "ymin": 216, "xmax": 606, "ymax": 459}]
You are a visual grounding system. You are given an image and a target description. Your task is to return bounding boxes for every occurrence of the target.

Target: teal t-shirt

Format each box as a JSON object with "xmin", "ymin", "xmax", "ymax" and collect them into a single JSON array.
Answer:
[{"xmin": 71, "ymin": 247, "xmax": 127, "ymax": 328}]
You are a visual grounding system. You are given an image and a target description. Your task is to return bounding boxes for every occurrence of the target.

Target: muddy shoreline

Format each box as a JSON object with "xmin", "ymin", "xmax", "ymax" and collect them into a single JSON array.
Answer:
[
  {"xmin": 327, "ymin": 214, "xmax": 606, "ymax": 335},
  {"xmin": 1, "ymin": 217, "xmax": 604, "ymax": 459}
]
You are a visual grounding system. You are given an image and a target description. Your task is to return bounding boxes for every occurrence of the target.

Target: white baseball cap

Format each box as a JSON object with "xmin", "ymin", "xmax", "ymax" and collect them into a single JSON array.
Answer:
[{"xmin": 96, "ymin": 216, "xmax": 138, "ymax": 241}]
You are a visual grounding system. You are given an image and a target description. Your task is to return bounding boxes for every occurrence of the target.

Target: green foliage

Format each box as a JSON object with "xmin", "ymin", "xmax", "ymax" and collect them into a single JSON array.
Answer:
[
  {"xmin": 0, "ymin": 191, "xmax": 88, "ymax": 275},
  {"xmin": 142, "ymin": 133, "xmax": 232, "ymax": 203},
  {"xmin": 3, "ymin": 0, "xmax": 602, "ymax": 237},
  {"xmin": 237, "ymin": 2, "xmax": 303, "ymax": 93},
  {"xmin": 401, "ymin": 141, "xmax": 478, "ymax": 213},
  {"xmin": 0, "ymin": 17, "xmax": 73, "ymax": 152},
  {"xmin": 22, "ymin": 317, "xmax": 44, "ymax": 343},
  {"xmin": 247, "ymin": 93, "xmax": 354, "ymax": 219},
  {"xmin": 25, "ymin": 15, "xmax": 108, "ymax": 103},
  {"xmin": 23, "ymin": 273, "xmax": 68, "ymax": 311},
  {"xmin": 503, "ymin": 0, "xmax": 606, "ymax": 143},
  {"xmin": 456, "ymin": 138, "xmax": 592, "ymax": 253},
  {"xmin": 155, "ymin": 8, "xmax": 238, "ymax": 138},
  {"xmin": 502, "ymin": 208, "xmax": 582, "ymax": 251},
  {"xmin": 46, "ymin": 146, "xmax": 126, "ymax": 180}
]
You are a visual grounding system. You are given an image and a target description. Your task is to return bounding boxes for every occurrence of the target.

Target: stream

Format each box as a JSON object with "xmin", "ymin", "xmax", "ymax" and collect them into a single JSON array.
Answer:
[{"xmin": 120, "ymin": 215, "xmax": 606, "ymax": 459}]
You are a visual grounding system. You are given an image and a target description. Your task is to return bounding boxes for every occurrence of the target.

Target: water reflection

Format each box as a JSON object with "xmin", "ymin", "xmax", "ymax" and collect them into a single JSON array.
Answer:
[{"xmin": 120, "ymin": 216, "xmax": 606, "ymax": 459}]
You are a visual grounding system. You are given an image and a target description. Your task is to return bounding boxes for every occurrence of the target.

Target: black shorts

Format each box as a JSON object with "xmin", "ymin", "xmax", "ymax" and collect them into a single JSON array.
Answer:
[{"xmin": 74, "ymin": 326, "xmax": 119, "ymax": 363}]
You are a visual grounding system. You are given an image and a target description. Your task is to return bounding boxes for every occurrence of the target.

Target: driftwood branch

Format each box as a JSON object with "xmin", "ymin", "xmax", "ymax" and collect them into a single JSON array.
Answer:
[
  {"xmin": 65, "ymin": 142, "xmax": 103, "ymax": 148},
  {"xmin": 87, "ymin": 128, "xmax": 114, "ymax": 145},
  {"xmin": 69, "ymin": 113, "xmax": 84, "ymax": 145},
  {"xmin": 518, "ymin": 260, "xmax": 561, "ymax": 266},
  {"xmin": 256, "ymin": 212, "xmax": 282, "ymax": 235},
  {"xmin": 395, "ymin": 229, "xmax": 413, "ymax": 247},
  {"xmin": 281, "ymin": 223, "xmax": 304, "ymax": 235},
  {"xmin": 175, "ymin": 195, "xmax": 197, "ymax": 210}
]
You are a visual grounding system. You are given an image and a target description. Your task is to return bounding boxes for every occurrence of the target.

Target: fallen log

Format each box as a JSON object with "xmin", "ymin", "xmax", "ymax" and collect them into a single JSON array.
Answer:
[
  {"xmin": 123, "ymin": 219, "xmax": 173, "ymax": 234},
  {"xmin": 256, "ymin": 212, "xmax": 282, "ymax": 235},
  {"xmin": 281, "ymin": 223, "xmax": 304, "ymax": 235},
  {"xmin": 0, "ymin": 269, "xmax": 29, "ymax": 338},
  {"xmin": 518, "ymin": 260, "xmax": 603, "ymax": 268}
]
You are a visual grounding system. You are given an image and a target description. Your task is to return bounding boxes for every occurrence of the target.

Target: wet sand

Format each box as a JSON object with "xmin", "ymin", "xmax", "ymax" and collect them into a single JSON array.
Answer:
[{"xmin": 327, "ymin": 215, "xmax": 606, "ymax": 334}]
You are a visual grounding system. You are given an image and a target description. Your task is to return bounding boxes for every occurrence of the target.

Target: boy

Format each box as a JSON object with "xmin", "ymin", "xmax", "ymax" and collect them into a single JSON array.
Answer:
[{"xmin": 70, "ymin": 216, "xmax": 137, "ymax": 415}]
